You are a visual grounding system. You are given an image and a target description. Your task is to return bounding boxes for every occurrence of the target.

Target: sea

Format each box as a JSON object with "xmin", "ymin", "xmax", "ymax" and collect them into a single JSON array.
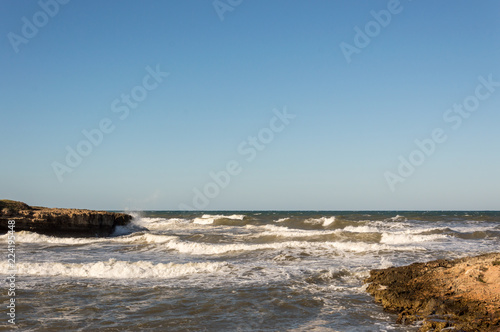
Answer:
[{"xmin": 1, "ymin": 211, "xmax": 500, "ymax": 331}]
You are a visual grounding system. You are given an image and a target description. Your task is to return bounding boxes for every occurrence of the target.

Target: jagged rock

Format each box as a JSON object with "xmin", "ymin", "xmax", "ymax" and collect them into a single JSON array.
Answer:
[
  {"xmin": 365, "ymin": 253, "xmax": 500, "ymax": 331},
  {"xmin": 0, "ymin": 200, "xmax": 132, "ymax": 237}
]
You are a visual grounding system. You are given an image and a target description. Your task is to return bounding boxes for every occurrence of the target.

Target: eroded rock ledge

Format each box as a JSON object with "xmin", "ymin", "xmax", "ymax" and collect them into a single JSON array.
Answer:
[
  {"xmin": 365, "ymin": 253, "xmax": 500, "ymax": 331},
  {"xmin": 0, "ymin": 200, "xmax": 132, "ymax": 237}
]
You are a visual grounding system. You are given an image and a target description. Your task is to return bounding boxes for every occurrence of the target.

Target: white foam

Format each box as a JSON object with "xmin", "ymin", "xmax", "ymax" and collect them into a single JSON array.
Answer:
[
  {"xmin": 326, "ymin": 241, "xmax": 420, "ymax": 253},
  {"xmin": 3, "ymin": 230, "xmax": 425, "ymax": 254},
  {"xmin": 0, "ymin": 231, "xmax": 178, "ymax": 246},
  {"xmin": 305, "ymin": 217, "xmax": 337, "ymax": 227},
  {"xmin": 378, "ymin": 256, "xmax": 394, "ymax": 269},
  {"xmin": 388, "ymin": 215, "xmax": 407, "ymax": 221},
  {"xmin": 118, "ymin": 233, "xmax": 178, "ymax": 244},
  {"xmin": 380, "ymin": 232, "xmax": 448, "ymax": 245},
  {"xmin": 0, "ymin": 231, "xmax": 107, "ymax": 245},
  {"xmin": 322, "ymin": 217, "xmax": 336, "ymax": 227},
  {"xmin": 193, "ymin": 217, "xmax": 214, "ymax": 224},
  {"xmin": 132, "ymin": 217, "xmax": 190, "ymax": 230},
  {"xmin": 1, "ymin": 259, "xmax": 228, "ymax": 279},
  {"xmin": 139, "ymin": 217, "xmax": 167, "ymax": 223},
  {"xmin": 274, "ymin": 218, "xmax": 290, "ymax": 223},
  {"xmin": 203, "ymin": 214, "xmax": 245, "ymax": 219},
  {"xmin": 344, "ymin": 224, "xmax": 447, "ymax": 235},
  {"xmin": 160, "ymin": 238, "xmax": 422, "ymax": 255},
  {"xmin": 127, "ymin": 210, "xmax": 143, "ymax": 220},
  {"xmin": 343, "ymin": 225, "xmax": 381, "ymax": 233},
  {"xmin": 250, "ymin": 225, "xmax": 339, "ymax": 238},
  {"xmin": 193, "ymin": 214, "xmax": 245, "ymax": 224}
]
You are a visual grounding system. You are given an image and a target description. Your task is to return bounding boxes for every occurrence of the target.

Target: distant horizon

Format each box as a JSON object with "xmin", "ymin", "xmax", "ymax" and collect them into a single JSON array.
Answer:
[{"xmin": 6, "ymin": 199, "xmax": 499, "ymax": 213}]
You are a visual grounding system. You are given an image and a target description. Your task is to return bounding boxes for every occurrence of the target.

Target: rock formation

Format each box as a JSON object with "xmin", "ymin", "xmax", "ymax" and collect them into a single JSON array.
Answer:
[
  {"xmin": 365, "ymin": 253, "xmax": 500, "ymax": 331},
  {"xmin": 0, "ymin": 200, "xmax": 132, "ymax": 237}
]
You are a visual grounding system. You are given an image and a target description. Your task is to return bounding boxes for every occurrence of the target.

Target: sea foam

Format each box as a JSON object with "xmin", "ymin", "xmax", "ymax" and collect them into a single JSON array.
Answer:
[
  {"xmin": 380, "ymin": 232, "xmax": 448, "ymax": 244},
  {"xmin": 304, "ymin": 217, "xmax": 337, "ymax": 227},
  {"xmin": 1, "ymin": 259, "xmax": 228, "ymax": 279},
  {"xmin": 249, "ymin": 224, "xmax": 339, "ymax": 238},
  {"xmin": 193, "ymin": 214, "xmax": 245, "ymax": 225},
  {"xmin": 159, "ymin": 238, "xmax": 422, "ymax": 255}
]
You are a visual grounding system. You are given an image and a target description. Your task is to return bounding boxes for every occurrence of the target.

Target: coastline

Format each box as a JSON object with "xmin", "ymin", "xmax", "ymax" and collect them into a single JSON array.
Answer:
[
  {"xmin": 365, "ymin": 252, "xmax": 500, "ymax": 331},
  {"xmin": 0, "ymin": 200, "xmax": 132, "ymax": 237}
]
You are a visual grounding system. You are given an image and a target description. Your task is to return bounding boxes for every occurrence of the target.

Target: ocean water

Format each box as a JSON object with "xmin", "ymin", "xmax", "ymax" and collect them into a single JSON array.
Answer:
[{"xmin": 1, "ymin": 211, "xmax": 500, "ymax": 331}]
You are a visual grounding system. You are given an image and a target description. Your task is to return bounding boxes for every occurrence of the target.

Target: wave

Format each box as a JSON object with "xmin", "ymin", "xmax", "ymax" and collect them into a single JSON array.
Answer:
[
  {"xmin": 193, "ymin": 214, "xmax": 245, "ymax": 225},
  {"xmin": 248, "ymin": 225, "xmax": 340, "ymax": 239},
  {"xmin": 0, "ymin": 231, "xmax": 109, "ymax": 245},
  {"xmin": 9, "ymin": 229, "xmax": 417, "ymax": 255},
  {"xmin": 304, "ymin": 217, "xmax": 337, "ymax": 227},
  {"xmin": 384, "ymin": 215, "xmax": 407, "ymax": 222},
  {"xmin": 131, "ymin": 217, "xmax": 190, "ymax": 231},
  {"xmin": 3, "ymin": 231, "xmax": 408, "ymax": 255},
  {"xmin": 343, "ymin": 225, "xmax": 380, "ymax": 233},
  {"xmin": 380, "ymin": 232, "xmax": 449, "ymax": 245},
  {"xmin": 159, "ymin": 238, "xmax": 423, "ymax": 255},
  {"xmin": 343, "ymin": 225, "xmax": 446, "ymax": 235},
  {"xmin": 448, "ymin": 226, "xmax": 499, "ymax": 233},
  {"xmin": 0, "ymin": 231, "xmax": 179, "ymax": 246},
  {"xmin": 117, "ymin": 233, "xmax": 178, "ymax": 244},
  {"xmin": 322, "ymin": 217, "xmax": 336, "ymax": 227},
  {"xmin": 12, "ymin": 231, "xmax": 422, "ymax": 255},
  {"xmin": 0, "ymin": 225, "xmax": 445, "ymax": 251},
  {"xmin": 125, "ymin": 214, "xmax": 248, "ymax": 229},
  {"xmin": 1, "ymin": 259, "xmax": 228, "ymax": 279}
]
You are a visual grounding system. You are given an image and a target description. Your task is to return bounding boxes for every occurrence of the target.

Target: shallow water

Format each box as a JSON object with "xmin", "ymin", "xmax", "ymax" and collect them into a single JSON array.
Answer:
[{"xmin": 2, "ymin": 211, "xmax": 499, "ymax": 331}]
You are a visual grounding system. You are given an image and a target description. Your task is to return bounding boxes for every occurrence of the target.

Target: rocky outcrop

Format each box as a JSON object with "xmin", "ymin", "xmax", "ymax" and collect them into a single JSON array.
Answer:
[
  {"xmin": 0, "ymin": 200, "xmax": 132, "ymax": 237},
  {"xmin": 365, "ymin": 253, "xmax": 500, "ymax": 331}
]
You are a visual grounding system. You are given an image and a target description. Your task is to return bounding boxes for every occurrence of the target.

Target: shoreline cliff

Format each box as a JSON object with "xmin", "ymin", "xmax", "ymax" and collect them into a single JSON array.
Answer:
[
  {"xmin": 0, "ymin": 200, "xmax": 132, "ymax": 237},
  {"xmin": 365, "ymin": 252, "xmax": 500, "ymax": 331}
]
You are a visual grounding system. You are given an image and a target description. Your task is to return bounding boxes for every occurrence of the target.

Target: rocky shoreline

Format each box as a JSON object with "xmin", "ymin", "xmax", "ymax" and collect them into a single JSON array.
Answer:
[
  {"xmin": 365, "ymin": 253, "xmax": 500, "ymax": 331},
  {"xmin": 0, "ymin": 200, "xmax": 132, "ymax": 237}
]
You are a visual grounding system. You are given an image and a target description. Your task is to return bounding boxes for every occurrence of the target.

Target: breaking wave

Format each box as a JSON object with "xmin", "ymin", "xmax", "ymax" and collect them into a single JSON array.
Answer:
[
  {"xmin": 193, "ymin": 214, "xmax": 246, "ymax": 225},
  {"xmin": 1, "ymin": 259, "xmax": 228, "ymax": 279}
]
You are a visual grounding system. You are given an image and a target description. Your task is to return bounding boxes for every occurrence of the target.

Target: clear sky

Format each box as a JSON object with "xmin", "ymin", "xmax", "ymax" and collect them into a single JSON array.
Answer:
[{"xmin": 1, "ymin": 0, "xmax": 499, "ymax": 210}]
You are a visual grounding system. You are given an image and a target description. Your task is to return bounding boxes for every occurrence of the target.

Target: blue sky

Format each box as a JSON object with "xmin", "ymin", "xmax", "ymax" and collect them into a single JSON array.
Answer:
[{"xmin": 1, "ymin": 0, "xmax": 499, "ymax": 210}]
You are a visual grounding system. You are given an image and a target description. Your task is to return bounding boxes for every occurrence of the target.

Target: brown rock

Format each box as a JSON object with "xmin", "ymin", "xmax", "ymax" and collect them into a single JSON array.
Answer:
[
  {"xmin": 0, "ymin": 200, "xmax": 132, "ymax": 237},
  {"xmin": 365, "ymin": 253, "xmax": 500, "ymax": 331}
]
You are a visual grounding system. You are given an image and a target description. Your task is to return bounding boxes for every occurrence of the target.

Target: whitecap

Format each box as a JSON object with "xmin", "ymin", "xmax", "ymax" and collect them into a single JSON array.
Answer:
[
  {"xmin": 1, "ymin": 259, "xmax": 228, "ymax": 279},
  {"xmin": 249, "ymin": 225, "xmax": 339, "ymax": 238},
  {"xmin": 304, "ymin": 217, "xmax": 337, "ymax": 227},
  {"xmin": 193, "ymin": 214, "xmax": 245, "ymax": 225},
  {"xmin": 380, "ymin": 232, "xmax": 448, "ymax": 245},
  {"xmin": 160, "ymin": 238, "xmax": 423, "ymax": 255},
  {"xmin": 343, "ymin": 225, "xmax": 380, "ymax": 233},
  {"xmin": 132, "ymin": 217, "xmax": 190, "ymax": 230}
]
